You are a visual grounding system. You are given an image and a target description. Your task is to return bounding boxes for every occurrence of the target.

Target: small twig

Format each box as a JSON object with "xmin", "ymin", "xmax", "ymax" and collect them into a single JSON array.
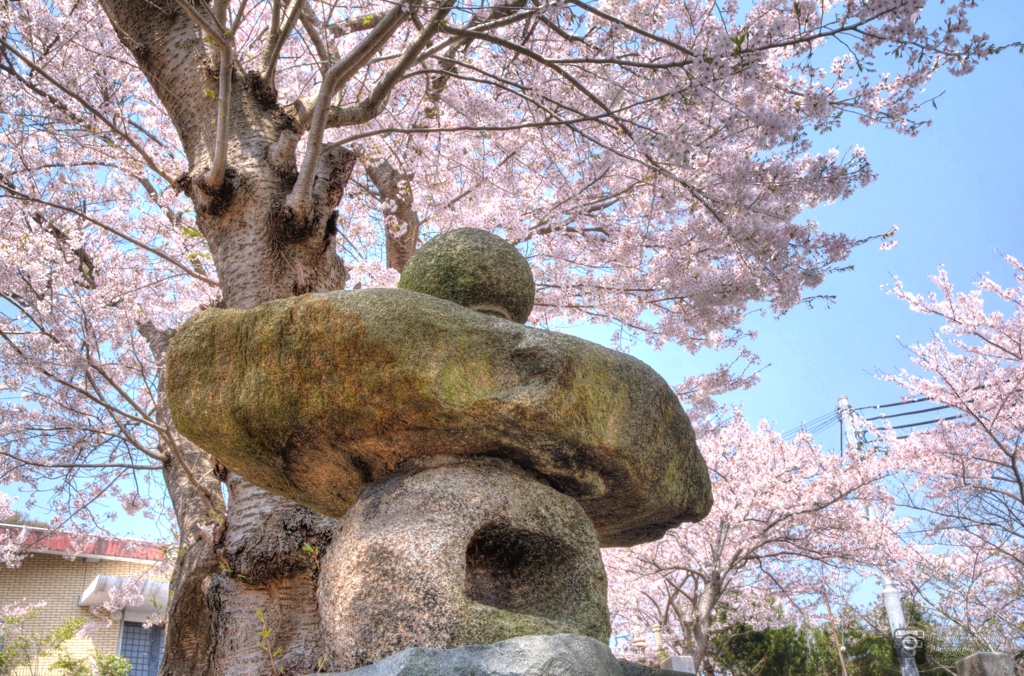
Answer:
[
  {"xmin": 173, "ymin": 0, "xmax": 228, "ymax": 49},
  {"xmin": 173, "ymin": 0, "xmax": 239, "ymax": 188},
  {"xmin": 256, "ymin": 609, "xmax": 285, "ymax": 674},
  {"xmin": 207, "ymin": 42, "xmax": 232, "ymax": 188}
]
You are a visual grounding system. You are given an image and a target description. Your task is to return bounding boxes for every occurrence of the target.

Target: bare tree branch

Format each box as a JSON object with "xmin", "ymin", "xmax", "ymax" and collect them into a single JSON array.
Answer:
[
  {"xmin": 0, "ymin": 184, "xmax": 220, "ymax": 287},
  {"xmin": 172, "ymin": 0, "xmax": 247, "ymax": 189},
  {"xmin": 365, "ymin": 159, "xmax": 421, "ymax": 272},
  {"xmin": 0, "ymin": 451, "xmax": 161, "ymax": 471},
  {"xmin": 319, "ymin": 2, "xmax": 456, "ymax": 130},
  {"xmin": 565, "ymin": 0, "xmax": 696, "ymax": 57},
  {"xmin": 286, "ymin": 4, "xmax": 412, "ymax": 214},
  {"xmin": 300, "ymin": 0, "xmax": 334, "ymax": 70},
  {"xmin": 262, "ymin": 0, "xmax": 303, "ymax": 83}
]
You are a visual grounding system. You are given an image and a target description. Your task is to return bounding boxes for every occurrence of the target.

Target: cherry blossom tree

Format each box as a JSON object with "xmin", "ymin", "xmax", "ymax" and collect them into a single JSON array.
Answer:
[
  {"xmin": 883, "ymin": 257, "xmax": 1024, "ymax": 658},
  {"xmin": 604, "ymin": 413, "xmax": 901, "ymax": 671},
  {"xmin": 0, "ymin": 0, "xmax": 1006, "ymax": 671},
  {"xmin": 897, "ymin": 536, "xmax": 1024, "ymax": 659}
]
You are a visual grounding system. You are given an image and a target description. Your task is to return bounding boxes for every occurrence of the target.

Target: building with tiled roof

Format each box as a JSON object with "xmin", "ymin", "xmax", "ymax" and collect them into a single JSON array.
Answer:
[{"xmin": 0, "ymin": 525, "xmax": 169, "ymax": 676}]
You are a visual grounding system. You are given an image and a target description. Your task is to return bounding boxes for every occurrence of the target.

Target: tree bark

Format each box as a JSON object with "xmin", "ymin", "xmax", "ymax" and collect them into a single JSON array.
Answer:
[
  {"xmin": 365, "ymin": 159, "xmax": 421, "ymax": 273},
  {"xmin": 208, "ymin": 478, "xmax": 335, "ymax": 675},
  {"xmin": 96, "ymin": 1, "xmax": 357, "ymax": 672},
  {"xmin": 141, "ymin": 323, "xmax": 224, "ymax": 676},
  {"xmin": 691, "ymin": 573, "xmax": 720, "ymax": 672}
]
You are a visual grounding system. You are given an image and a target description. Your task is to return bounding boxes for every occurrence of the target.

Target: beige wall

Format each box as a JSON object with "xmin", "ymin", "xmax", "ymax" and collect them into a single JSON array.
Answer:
[{"xmin": 0, "ymin": 552, "xmax": 164, "ymax": 675}]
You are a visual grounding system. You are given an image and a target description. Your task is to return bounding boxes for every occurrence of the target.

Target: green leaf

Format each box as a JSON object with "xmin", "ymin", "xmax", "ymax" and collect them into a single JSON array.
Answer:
[{"xmin": 205, "ymin": 88, "xmax": 216, "ymax": 99}]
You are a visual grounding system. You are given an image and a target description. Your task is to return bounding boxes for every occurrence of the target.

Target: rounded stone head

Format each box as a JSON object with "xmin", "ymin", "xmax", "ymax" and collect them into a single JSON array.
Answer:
[{"xmin": 398, "ymin": 228, "xmax": 535, "ymax": 323}]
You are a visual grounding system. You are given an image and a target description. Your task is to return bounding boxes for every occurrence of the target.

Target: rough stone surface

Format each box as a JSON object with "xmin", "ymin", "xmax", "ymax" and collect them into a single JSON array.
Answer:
[
  {"xmin": 956, "ymin": 652, "xmax": 1017, "ymax": 676},
  {"xmin": 166, "ymin": 288, "xmax": 711, "ymax": 547},
  {"xmin": 662, "ymin": 655, "xmax": 697, "ymax": 674},
  {"xmin": 398, "ymin": 228, "xmax": 535, "ymax": 323},
  {"xmin": 316, "ymin": 634, "xmax": 669, "ymax": 676},
  {"xmin": 317, "ymin": 457, "xmax": 610, "ymax": 671}
]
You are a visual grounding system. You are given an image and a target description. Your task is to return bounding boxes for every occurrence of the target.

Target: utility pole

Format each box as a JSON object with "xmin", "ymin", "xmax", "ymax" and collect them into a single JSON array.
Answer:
[{"xmin": 837, "ymin": 396, "xmax": 923, "ymax": 676}]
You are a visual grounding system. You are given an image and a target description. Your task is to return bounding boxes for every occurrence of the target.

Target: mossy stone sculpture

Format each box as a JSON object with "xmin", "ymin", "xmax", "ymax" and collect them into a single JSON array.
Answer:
[
  {"xmin": 398, "ymin": 228, "xmax": 535, "ymax": 323},
  {"xmin": 319, "ymin": 456, "xmax": 611, "ymax": 671},
  {"xmin": 165, "ymin": 229, "xmax": 712, "ymax": 670}
]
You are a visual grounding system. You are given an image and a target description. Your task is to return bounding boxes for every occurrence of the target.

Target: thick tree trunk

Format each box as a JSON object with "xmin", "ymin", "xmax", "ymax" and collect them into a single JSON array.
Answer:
[
  {"xmin": 141, "ymin": 323, "xmax": 224, "ymax": 676},
  {"xmin": 208, "ymin": 478, "xmax": 335, "ymax": 675},
  {"xmin": 95, "ymin": 1, "xmax": 358, "ymax": 672}
]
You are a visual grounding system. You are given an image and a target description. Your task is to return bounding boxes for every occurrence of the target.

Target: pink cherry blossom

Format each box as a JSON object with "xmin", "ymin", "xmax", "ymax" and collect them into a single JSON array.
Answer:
[
  {"xmin": 605, "ymin": 412, "xmax": 902, "ymax": 669},
  {"xmin": 882, "ymin": 256, "xmax": 1024, "ymax": 654}
]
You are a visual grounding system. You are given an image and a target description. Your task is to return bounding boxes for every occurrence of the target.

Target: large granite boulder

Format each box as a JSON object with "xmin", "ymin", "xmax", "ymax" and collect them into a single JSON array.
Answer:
[
  {"xmin": 319, "ymin": 457, "xmax": 609, "ymax": 670},
  {"xmin": 317, "ymin": 634, "xmax": 672, "ymax": 676},
  {"xmin": 166, "ymin": 288, "xmax": 711, "ymax": 547}
]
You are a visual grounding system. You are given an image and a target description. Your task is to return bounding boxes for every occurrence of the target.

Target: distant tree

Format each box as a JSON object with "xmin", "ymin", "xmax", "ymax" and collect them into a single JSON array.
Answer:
[
  {"xmin": 0, "ymin": 612, "xmax": 85, "ymax": 676},
  {"xmin": 52, "ymin": 650, "xmax": 133, "ymax": 676},
  {"xmin": 712, "ymin": 621, "xmax": 810, "ymax": 676},
  {"xmin": 710, "ymin": 600, "xmax": 975, "ymax": 676},
  {"xmin": 604, "ymin": 413, "xmax": 899, "ymax": 670},
  {"xmin": 883, "ymin": 256, "xmax": 1024, "ymax": 658},
  {"xmin": 0, "ymin": 494, "xmax": 28, "ymax": 568},
  {"xmin": 0, "ymin": 510, "xmax": 51, "ymax": 529}
]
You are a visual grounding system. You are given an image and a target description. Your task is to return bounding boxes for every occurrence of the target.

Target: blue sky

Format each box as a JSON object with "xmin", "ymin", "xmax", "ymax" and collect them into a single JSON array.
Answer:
[{"xmin": 594, "ymin": 2, "xmax": 1023, "ymax": 447}]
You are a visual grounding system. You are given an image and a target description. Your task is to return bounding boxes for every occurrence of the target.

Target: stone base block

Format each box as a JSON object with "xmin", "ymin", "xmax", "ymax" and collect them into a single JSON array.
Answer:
[
  {"xmin": 956, "ymin": 652, "xmax": 1016, "ymax": 676},
  {"xmin": 662, "ymin": 654, "xmax": 697, "ymax": 674},
  {"xmin": 317, "ymin": 634, "xmax": 688, "ymax": 676}
]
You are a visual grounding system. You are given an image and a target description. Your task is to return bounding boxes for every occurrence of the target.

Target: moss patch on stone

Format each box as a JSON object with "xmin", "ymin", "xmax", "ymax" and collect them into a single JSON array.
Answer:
[{"xmin": 456, "ymin": 604, "xmax": 590, "ymax": 647}]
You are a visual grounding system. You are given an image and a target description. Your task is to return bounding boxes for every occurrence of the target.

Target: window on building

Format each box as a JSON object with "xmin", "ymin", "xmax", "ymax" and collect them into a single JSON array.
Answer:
[{"xmin": 119, "ymin": 621, "xmax": 164, "ymax": 676}]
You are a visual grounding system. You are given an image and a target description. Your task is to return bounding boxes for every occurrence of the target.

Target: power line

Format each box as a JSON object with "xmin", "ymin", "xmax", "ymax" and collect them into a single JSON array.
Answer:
[
  {"xmin": 886, "ymin": 414, "xmax": 965, "ymax": 432},
  {"xmin": 853, "ymin": 397, "xmax": 929, "ymax": 412},
  {"xmin": 863, "ymin": 404, "xmax": 953, "ymax": 422},
  {"xmin": 782, "ymin": 410, "xmax": 839, "ymax": 440},
  {"xmin": 790, "ymin": 399, "xmax": 965, "ymax": 445}
]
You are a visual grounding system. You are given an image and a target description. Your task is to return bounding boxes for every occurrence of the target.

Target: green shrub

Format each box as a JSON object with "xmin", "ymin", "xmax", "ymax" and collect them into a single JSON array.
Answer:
[{"xmin": 52, "ymin": 650, "xmax": 133, "ymax": 676}]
